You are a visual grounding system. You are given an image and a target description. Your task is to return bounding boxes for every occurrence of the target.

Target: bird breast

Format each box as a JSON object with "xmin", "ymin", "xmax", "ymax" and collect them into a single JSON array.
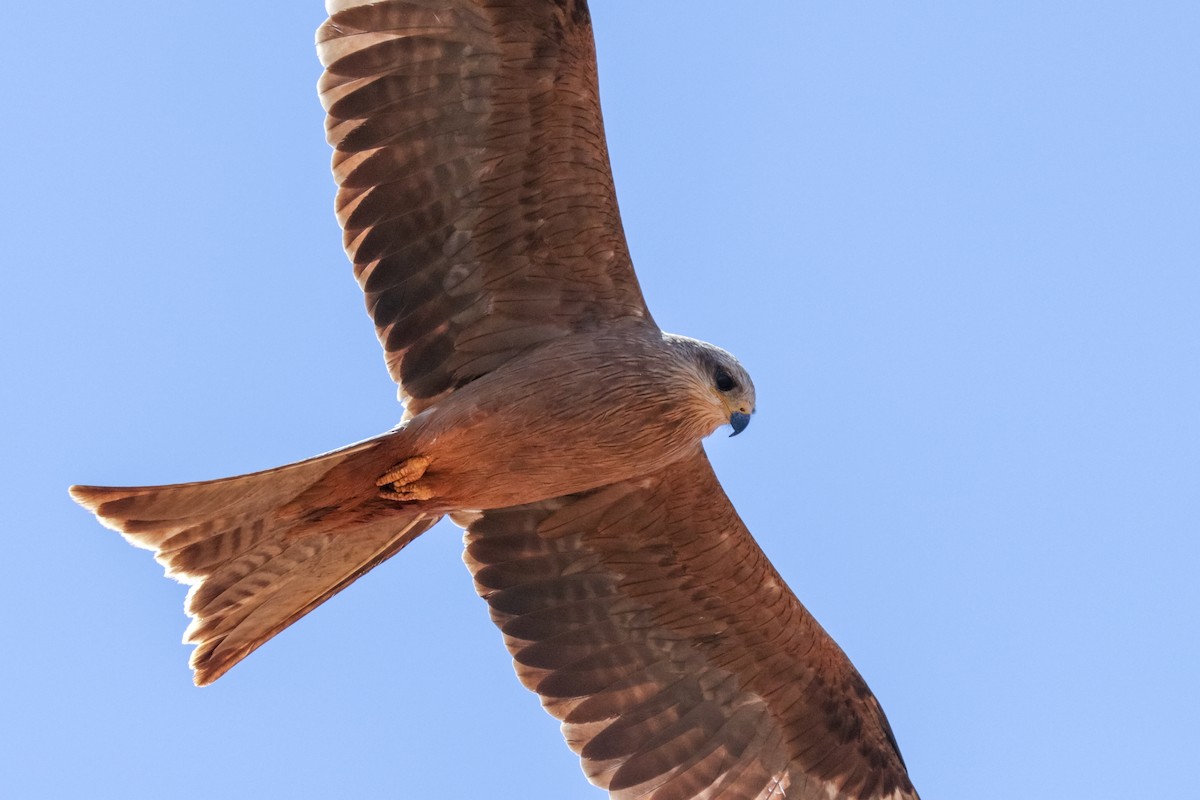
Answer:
[{"xmin": 395, "ymin": 326, "xmax": 716, "ymax": 511}]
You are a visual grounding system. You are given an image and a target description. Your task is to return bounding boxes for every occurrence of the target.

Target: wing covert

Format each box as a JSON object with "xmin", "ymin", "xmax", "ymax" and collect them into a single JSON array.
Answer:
[
  {"xmin": 317, "ymin": 0, "xmax": 651, "ymax": 414},
  {"xmin": 461, "ymin": 450, "xmax": 919, "ymax": 800}
]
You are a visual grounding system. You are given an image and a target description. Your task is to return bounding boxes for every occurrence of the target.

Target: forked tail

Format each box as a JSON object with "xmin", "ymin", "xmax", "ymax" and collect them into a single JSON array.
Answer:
[{"xmin": 70, "ymin": 437, "xmax": 438, "ymax": 685}]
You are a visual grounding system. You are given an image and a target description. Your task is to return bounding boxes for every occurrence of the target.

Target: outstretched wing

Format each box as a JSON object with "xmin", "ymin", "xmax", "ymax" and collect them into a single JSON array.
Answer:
[
  {"xmin": 318, "ymin": 0, "xmax": 651, "ymax": 415},
  {"xmin": 461, "ymin": 449, "xmax": 919, "ymax": 800}
]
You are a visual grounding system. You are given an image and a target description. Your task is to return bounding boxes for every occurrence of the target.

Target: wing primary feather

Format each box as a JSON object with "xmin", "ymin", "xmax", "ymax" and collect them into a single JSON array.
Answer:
[{"xmin": 462, "ymin": 450, "xmax": 919, "ymax": 799}]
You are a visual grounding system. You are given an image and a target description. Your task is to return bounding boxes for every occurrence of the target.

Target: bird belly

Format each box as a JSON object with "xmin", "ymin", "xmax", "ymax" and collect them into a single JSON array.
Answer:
[{"xmin": 391, "ymin": 332, "xmax": 703, "ymax": 511}]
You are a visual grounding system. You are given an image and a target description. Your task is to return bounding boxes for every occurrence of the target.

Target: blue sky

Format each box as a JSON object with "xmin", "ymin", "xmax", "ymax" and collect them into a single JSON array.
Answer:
[{"xmin": 4, "ymin": 2, "xmax": 1198, "ymax": 798}]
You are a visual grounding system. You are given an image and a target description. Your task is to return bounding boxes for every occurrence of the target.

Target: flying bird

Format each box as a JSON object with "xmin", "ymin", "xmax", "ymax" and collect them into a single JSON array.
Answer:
[{"xmin": 71, "ymin": 2, "xmax": 920, "ymax": 798}]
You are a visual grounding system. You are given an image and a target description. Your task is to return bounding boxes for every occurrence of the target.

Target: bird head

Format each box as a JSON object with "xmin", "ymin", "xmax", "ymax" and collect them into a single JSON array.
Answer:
[{"xmin": 669, "ymin": 335, "xmax": 757, "ymax": 438}]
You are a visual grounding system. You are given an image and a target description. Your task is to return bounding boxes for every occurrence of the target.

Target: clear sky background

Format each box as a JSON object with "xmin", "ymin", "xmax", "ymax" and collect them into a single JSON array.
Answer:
[{"xmin": 3, "ymin": 3, "xmax": 1197, "ymax": 798}]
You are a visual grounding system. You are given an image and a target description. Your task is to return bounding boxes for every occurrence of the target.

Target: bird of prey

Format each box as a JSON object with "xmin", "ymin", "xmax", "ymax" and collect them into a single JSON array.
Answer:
[{"xmin": 70, "ymin": 2, "xmax": 920, "ymax": 798}]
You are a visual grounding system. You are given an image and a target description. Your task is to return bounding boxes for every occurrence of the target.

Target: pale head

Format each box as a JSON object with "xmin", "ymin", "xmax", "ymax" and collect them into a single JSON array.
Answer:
[{"xmin": 666, "ymin": 334, "xmax": 757, "ymax": 438}]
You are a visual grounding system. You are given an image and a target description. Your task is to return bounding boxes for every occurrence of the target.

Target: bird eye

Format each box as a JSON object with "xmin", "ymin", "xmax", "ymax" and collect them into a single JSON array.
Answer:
[{"xmin": 715, "ymin": 369, "xmax": 737, "ymax": 392}]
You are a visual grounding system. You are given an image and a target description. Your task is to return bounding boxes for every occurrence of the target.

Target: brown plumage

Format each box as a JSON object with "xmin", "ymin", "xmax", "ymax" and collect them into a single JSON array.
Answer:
[{"xmin": 70, "ymin": 2, "xmax": 920, "ymax": 798}]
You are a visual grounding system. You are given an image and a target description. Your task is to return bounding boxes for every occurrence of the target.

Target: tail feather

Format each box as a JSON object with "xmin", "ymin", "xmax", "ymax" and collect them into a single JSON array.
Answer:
[{"xmin": 70, "ymin": 438, "xmax": 439, "ymax": 685}]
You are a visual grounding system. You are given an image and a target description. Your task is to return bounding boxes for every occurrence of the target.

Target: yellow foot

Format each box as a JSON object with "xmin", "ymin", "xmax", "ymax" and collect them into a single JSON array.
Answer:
[{"xmin": 376, "ymin": 456, "xmax": 434, "ymax": 502}]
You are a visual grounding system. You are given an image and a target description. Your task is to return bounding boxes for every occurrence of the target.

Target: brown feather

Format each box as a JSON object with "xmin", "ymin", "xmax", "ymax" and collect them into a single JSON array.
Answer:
[
  {"xmin": 318, "ymin": 0, "xmax": 651, "ymax": 414},
  {"xmin": 464, "ymin": 449, "xmax": 919, "ymax": 800},
  {"xmin": 71, "ymin": 438, "xmax": 438, "ymax": 685},
  {"xmin": 72, "ymin": 4, "xmax": 921, "ymax": 798}
]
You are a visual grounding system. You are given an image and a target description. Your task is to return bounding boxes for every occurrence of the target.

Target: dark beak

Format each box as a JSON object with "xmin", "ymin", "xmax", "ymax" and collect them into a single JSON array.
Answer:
[{"xmin": 729, "ymin": 411, "xmax": 751, "ymax": 437}]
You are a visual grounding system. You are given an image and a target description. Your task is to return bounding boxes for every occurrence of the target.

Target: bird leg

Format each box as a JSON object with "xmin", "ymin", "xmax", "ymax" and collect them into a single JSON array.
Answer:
[{"xmin": 376, "ymin": 456, "xmax": 434, "ymax": 502}]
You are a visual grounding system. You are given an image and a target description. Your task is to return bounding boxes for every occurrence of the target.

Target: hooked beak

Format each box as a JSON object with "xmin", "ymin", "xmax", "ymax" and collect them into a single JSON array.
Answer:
[{"xmin": 729, "ymin": 411, "xmax": 751, "ymax": 437}]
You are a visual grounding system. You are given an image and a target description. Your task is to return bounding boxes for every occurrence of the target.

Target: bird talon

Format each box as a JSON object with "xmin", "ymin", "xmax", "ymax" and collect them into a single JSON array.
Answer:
[
  {"xmin": 378, "ymin": 486, "xmax": 435, "ymax": 502},
  {"xmin": 377, "ymin": 456, "xmax": 433, "ymax": 502}
]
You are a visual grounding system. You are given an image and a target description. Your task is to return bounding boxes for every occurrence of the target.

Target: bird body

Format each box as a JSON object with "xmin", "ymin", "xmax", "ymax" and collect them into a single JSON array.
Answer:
[
  {"xmin": 392, "ymin": 327, "xmax": 756, "ymax": 511},
  {"xmin": 71, "ymin": 324, "xmax": 754, "ymax": 684},
  {"xmin": 70, "ymin": 2, "xmax": 920, "ymax": 798}
]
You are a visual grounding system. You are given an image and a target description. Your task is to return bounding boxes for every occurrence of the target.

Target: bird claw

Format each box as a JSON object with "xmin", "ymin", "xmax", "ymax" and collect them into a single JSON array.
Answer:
[{"xmin": 377, "ymin": 456, "xmax": 433, "ymax": 502}]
